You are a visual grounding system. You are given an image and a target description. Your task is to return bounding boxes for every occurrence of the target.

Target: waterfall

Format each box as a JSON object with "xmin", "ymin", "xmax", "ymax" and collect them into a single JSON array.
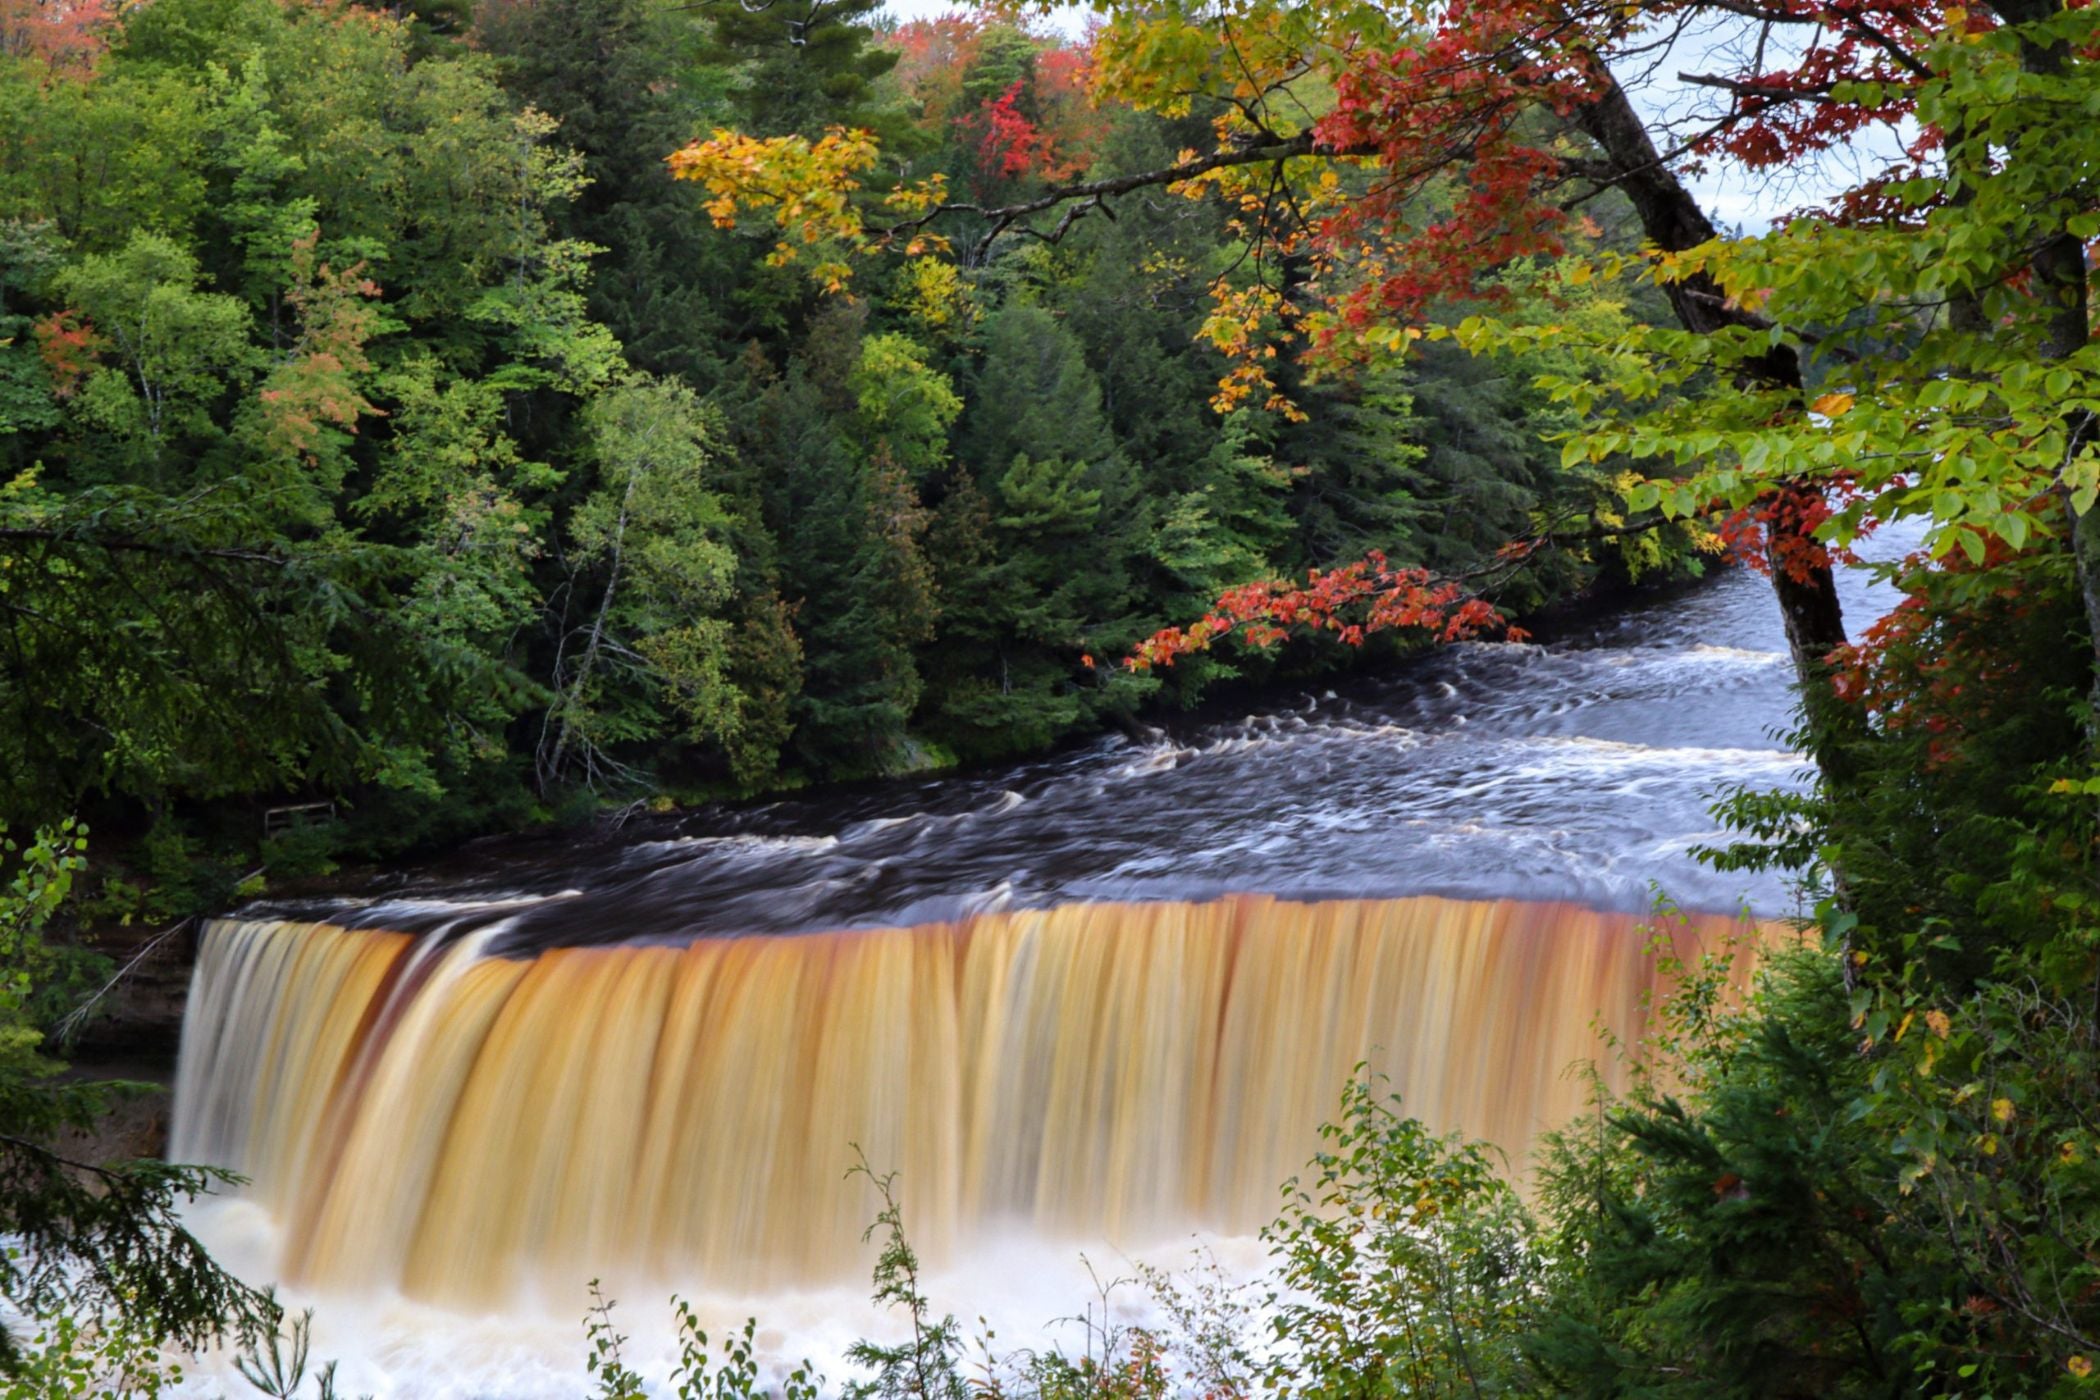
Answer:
[{"xmin": 171, "ymin": 895, "xmax": 1762, "ymax": 1308}]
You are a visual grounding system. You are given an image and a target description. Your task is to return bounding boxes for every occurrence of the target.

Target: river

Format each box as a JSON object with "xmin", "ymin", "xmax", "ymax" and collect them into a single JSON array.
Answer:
[
  {"xmin": 251, "ymin": 540, "xmax": 1905, "ymax": 951},
  {"xmin": 171, "ymin": 542, "xmax": 1908, "ymax": 1399}
]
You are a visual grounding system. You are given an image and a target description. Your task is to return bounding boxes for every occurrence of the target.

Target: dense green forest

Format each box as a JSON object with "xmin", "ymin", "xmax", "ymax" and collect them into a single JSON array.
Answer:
[
  {"xmin": 10, "ymin": 0, "xmax": 2100, "ymax": 1394},
  {"xmin": 0, "ymin": 0, "xmax": 1675, "ymax": 910}
]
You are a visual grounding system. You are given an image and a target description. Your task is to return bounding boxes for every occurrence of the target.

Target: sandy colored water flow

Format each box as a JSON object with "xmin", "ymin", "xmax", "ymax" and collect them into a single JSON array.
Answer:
[{"xmin": 172, "ymin": 894, "xmax": 1766, "ymax": 1315}]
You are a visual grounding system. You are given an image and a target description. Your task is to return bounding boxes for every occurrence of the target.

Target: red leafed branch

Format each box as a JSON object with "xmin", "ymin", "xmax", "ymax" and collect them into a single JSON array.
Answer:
[
  {"xmin": 1311, "ymin": 2, "xmax": 1588, "ymax": 333},
  {"xmin": 1710, "ymin": 472, "xmax": 1892, "ymax": 586},
  {"xmin": 1127, "ymin": 551, "xmax": 1525, "ymax": 671},
  {"xmin": 1302, "ymin": 0, "xmax": 1961, "ymax": 339},
  {"xmin": 1828, "ymin": 533, "xmax": 2034, "ymax": 769}
]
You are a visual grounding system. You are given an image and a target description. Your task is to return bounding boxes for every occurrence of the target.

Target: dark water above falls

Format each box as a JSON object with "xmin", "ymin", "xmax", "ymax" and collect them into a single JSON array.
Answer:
[{"xmin": 254, "ymin": 543, "xmax": 1908, "ymax": 948}]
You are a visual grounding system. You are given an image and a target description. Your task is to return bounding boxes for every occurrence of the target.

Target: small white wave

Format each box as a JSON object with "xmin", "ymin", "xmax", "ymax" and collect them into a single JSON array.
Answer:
[
  {"xmin": 641, "ymin": 833, "xmax": 841, "ymax": 854},
  {"xmin": 1685, "ymin": 643, "xmax": 1788, "ymax": 663},
  {"xmin": 1497, "ymin": 734, "xmax": 1807, "ymax": 778},
  {"xmin": 1113, "ymin": 745, "xmax": 1196, "ymax": 776}
]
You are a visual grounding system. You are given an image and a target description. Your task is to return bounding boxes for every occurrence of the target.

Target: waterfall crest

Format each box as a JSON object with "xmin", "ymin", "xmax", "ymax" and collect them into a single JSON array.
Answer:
[{"xmin": 171, "ymin": 896, "xmax": 1763, "ymax": 1306}]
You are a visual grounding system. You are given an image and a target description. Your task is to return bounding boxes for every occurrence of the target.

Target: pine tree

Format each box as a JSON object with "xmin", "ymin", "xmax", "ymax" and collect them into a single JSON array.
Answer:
[
  {"xmin": 758, "ymin": 311, "xmax": 936, "ymax": 775},
  {"xmin": 701, "ymin": 0, "xmax": 898, "ymax": 139},
  {"xmin": 922, "ymin": 305, "xmax": 1147, "ymax": 756}
]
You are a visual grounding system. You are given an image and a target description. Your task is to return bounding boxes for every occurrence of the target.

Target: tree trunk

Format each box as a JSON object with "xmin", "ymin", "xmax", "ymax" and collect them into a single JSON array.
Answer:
[{"xmin": 1573, "ymin": 74, "xmax": 1856, "ymax": 772}]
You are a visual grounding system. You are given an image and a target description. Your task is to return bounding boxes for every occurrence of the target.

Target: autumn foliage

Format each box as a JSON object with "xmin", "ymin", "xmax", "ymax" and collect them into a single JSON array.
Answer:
[
  {"xmin": 1128, "ymin": 552, "xmax": 1521, "ymax": 671},
  {"xmin": 32, "ymin": 309, "xmax": 98, "ymax": 397},
  {"xmin": 0, "ymin": 0, "xmax": 116, "ymax": 73},
  {"xmin": 889, "ymin": 15, "xmax": 1102, "ymax": 187},
  {"xmin": 1827, "ymin": 535, "xmax": 2055, "ymax": 770},
  {"xmin": 256, "ymin": 235, "xmax": 383, "ymax": 467}
]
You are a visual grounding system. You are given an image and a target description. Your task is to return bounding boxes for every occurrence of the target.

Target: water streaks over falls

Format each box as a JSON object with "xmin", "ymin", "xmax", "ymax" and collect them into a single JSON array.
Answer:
[
  {"xmin": 174, "ymin": 897, "xmax": 1767, "ymax": 1311},
  {"xmin": 252, "ymin": 541, "xmax": 1906, "ymax": 951}
]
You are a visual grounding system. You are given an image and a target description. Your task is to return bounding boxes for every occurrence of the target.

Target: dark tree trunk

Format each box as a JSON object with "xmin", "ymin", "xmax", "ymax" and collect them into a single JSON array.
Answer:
[{"xmin": 1573, "ymin": 75, "xmax": 1857, "ymax": 772}]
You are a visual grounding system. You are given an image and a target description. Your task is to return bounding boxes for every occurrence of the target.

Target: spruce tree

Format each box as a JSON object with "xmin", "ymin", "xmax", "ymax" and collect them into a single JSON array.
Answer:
[
  {"xmin": 701, "ymin": 0, "xmax": 898, "ymax": 139},
  {"xmin": 758, "ymin": 311, "xmax": 935, "ymax": 774}
]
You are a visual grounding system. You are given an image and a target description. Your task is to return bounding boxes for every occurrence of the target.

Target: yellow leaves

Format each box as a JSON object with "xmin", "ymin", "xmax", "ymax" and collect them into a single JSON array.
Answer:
[
  {"xmin": 1811, "ymin": 391, "xmax": 1856, "ymax": 418},
  {"xmin": 881, "ymin": 172, "xmax": 949, "ymax": 218},
  {"xmin": 668, "ymin": 127, "xmax": 952, "ymax": 288},
  {"xmin": 899, "ymin": 256, "xmax": 977, "ymax": 338},
  {"xmin": 2070, "ymin": 1356, "xmax": 2093, "ymax": 1380},
  {"xmin": 669, "ymin": 126, "xmax": 874, "ymax": 267},
  {"xmin": 1992, "ymin": 1096, "xmax": 2016, "ymax": 1124},
  {"xmin": 1724, "ymin": 285, "xmax": 1775, "ymax": 314},
  {"xmin": 666, "ymin": 126, "xmax": 942, "ymax": 293},
  {"xmin": 1195, "ymin": 279, "xmax": 1325, "ymax": 422},
  {"xmin": 1925, "ymin": 1009, "xmax": 1951, "ymax": 1039}
]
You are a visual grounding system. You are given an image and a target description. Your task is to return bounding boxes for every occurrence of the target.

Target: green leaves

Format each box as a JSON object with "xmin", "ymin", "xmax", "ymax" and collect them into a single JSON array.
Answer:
[
  {"xmin": 0, "ymin": 823, "xmax": 273, "ymax": 1375},
  {"xmin": 1264, "ymin": 1071, "xmax": 1534, "ymax": 1400}
]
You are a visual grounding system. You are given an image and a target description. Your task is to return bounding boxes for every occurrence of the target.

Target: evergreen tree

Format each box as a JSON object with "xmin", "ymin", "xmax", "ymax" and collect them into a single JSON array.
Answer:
[
  {"xmin": 701, "ymin": 0, "xmax": 898, "ymax": 139},
  {"xmin": 923, "ymin": 304, "xmax": 1149, "ymax": 756},
  {"xmin": 757, "ymin": 309, "xmax": 935, "ymax": 774}
]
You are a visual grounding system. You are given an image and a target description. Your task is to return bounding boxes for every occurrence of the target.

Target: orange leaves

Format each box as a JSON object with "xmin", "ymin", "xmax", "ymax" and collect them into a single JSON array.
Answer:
[
  {"xmin": 0, "ymin": 0, "xmax": 118, "ymax": 75},
  {"xmin": 32, "ymin": 309, "xmax": 100, "ymax": 398},
  {"xmin": 665, "ymin": 127, "xmax": 947, "ymax": 291},
  {"xmin": 1198, "ymin": 283, "xmax": 1307, "ymax": 419},
  {"xmin": 1127, "ymin": 550, "xmax": 1521, "ymax": 671},
  {"xmin": 258, "ymin": 234, "xmax": 382, "ymax": 467}
]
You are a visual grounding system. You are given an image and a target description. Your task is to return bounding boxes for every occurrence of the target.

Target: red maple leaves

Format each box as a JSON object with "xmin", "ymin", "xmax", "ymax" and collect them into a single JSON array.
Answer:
[
  {"xmin": 1312, "ymin": 1, "xmax": 1586, "ymax": 332},
  {"xmin": 888, "ymin": 13, "xmax": 1101, "ymax": 192},
  {"xmin": 975, "ymin": 80, "xmax": 1043, "ymax": 179},
  {"xmin": 1128, "ymin": 551, "xmax": 1523, "ymax": 671},
  {"xmin": 1302, "ymin": 0, "xmax": 1963, "ymax": 334},
  {"xmin": 1828, "ymin": 534, "xmax": 2033, "ymax": 769}
]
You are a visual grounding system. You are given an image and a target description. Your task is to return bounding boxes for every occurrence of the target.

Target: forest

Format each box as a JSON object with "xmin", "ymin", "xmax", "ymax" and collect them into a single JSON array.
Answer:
[
  {"xmin": 0, "ymin": 0, "xmax": 1688, "ymax": 905},
  {"xmin": 6, "ymin": 0, "xmax": 2100, "ymax": 1394}
]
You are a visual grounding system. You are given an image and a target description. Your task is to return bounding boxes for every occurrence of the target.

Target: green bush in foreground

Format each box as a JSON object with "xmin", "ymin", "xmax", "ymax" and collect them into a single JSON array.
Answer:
[{"xmin": 0, "ymin": 822, "xmax": 270, "ymax": 1377}]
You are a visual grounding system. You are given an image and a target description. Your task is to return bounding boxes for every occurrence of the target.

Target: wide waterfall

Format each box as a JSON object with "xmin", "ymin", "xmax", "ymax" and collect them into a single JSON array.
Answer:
[{"xmin": 171, "ymin": 894, "xmax": 1761, "ymax": 1311}]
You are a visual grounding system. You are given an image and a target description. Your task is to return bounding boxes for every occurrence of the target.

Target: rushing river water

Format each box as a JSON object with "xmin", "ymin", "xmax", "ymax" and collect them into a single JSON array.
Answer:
[
  {"xmin": 170, "ymin": 545, "xmax": 1909, "ymax": 1399},
  {"xmin": 260, "ymin": 540, "xmax": 1903, "ymax": 949}
]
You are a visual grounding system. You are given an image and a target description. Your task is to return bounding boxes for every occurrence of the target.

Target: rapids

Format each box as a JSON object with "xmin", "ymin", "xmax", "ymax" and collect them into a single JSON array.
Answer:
[{"xmin": 238, "ymin": 540, "xmax": 1899, "ymax": 949}]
